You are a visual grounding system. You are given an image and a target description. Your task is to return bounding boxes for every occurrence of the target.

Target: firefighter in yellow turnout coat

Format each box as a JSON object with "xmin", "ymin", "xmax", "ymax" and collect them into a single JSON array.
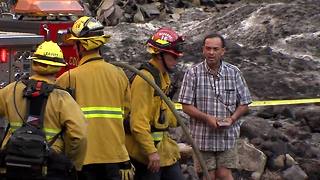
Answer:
[
  {"xmin": 56, "ymin": 16, "xmax": 131, "ymax": 180},
  {"xmin": 0, "ymin": 41, "xmax": 87, "ymax": 178},
  {"xmin": 125, "ymin": 28, "xmax": 185, "ymax": 180}
]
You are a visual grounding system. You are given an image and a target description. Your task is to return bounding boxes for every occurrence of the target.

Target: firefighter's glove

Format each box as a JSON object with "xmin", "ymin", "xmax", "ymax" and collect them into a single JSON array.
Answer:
[{"xmin": 119, "ymin": 161, "xmax": 135, "ymax": 180}]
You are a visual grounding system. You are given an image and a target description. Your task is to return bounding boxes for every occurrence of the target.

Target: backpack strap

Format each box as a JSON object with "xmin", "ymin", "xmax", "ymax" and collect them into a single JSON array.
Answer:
[
  {"xmin": 129, "ymin": 62, "xmax": 162, "ymax": 97},
  {"xmin": 139, "ymin": 62, "xmax": 178, "ymax": 98},
  {"xmin": 23, "ymin": 80, "xmax": 54, "ymax": 128},
  {"xmin": 0, "ymin": 123, "xmax": 10, "ymax": 148},
  {"xmin": 22, "ymin": 79, "xmax": 63, "ymax": 145},
  {"xmin": 140, "ymin": 62, "xmax": 161, "ymax": 91}
]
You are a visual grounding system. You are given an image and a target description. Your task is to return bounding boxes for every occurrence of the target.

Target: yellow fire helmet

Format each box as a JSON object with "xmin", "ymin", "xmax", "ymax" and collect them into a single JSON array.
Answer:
[
  {"xmin": 69, "ymin": 16, "xmax": 111, "ymax": 51},
  {"xmin": 31, "ymin": 41, "xmax": 66, "ymax": 67}
]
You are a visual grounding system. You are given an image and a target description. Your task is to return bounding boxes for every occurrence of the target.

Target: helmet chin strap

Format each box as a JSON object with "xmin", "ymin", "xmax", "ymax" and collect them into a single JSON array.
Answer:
[
  {"xmin": 160, "ymin": 53, "xmax": 174, "ymax": 73},
  {"xmin": 76, "ymin": 42, "xmax": 82, "ymax": 58}
]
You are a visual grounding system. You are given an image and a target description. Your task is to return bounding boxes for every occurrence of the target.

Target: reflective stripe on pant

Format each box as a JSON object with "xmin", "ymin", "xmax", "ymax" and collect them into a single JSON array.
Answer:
[
  {"xmin": 151, "ymin": 132, "xmax": 164, "ymax": 141},
  {"xmin": 131, "ymin": 158, "xmax": 185, "ymax": 180}
]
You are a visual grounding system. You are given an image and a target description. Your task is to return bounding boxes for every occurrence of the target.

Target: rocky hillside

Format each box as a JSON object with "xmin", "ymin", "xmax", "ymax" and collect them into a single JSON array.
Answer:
[{"xmin": 104, "ymin": 0, "xmax": 320, "ymax": 100}]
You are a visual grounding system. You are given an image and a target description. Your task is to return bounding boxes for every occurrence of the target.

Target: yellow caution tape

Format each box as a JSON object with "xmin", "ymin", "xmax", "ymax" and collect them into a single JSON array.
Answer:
[
  {"xmin": 249, "ymin": 98, "xmax": 320, "ymax": 107},
  {"xmin": 174, "ymin": 98, "xmax": 320, "ymax": 109}
]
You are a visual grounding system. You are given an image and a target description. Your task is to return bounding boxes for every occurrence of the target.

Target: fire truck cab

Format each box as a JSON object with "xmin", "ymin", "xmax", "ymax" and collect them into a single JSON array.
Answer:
[
  {"xmin": 0, "ymin": 0, "xmax": 85, "ymax": 78},
  {"xmin": 0, "ymin": 0, "xmax": 85, "ymax": 140}
]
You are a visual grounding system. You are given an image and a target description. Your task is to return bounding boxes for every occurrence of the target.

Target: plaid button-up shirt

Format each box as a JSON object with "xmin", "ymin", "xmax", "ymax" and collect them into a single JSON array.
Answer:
[{"xmin": 178, "ymin": 60, "xmax": 252, "ymax": 151}]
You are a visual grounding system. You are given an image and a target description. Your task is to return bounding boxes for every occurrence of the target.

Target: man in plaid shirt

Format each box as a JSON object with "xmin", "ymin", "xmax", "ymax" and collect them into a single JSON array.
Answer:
[{"xmin": 178, "ymin": 33, "xmax": 252, "ymax": 180}]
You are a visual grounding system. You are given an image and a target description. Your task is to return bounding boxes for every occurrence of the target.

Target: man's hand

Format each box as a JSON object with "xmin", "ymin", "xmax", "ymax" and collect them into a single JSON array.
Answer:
[
  {"xmin": 217, "ymin": 117, "xmax": 234, "ymax": 127},
  {"xmin": 147, "ymin": 152, "xmax": 160, "ymax": 173},
  {"xmin": 206, "ymin": 115, "xmax": 218, "ymax": 128}
]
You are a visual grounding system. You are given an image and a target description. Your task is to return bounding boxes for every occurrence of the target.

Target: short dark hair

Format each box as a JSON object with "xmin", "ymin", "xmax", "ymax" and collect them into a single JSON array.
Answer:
[{"xmin": 202, "ymin": 33, "xmax": 225, "ymax": 48}]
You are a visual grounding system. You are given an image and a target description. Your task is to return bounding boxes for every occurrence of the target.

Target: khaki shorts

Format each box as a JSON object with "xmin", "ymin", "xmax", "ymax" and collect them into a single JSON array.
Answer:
[{"xmin": 193, "ymin": 147, "xmax": 239, "ymax": 172}]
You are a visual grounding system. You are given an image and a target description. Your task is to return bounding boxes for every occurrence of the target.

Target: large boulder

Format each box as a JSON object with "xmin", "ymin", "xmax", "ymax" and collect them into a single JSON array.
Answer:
[
  {"xmin": 282, "ymin": 165, "xmax": 308, "ymax": 180},
  {"xmin": 240, "ymin": 117, "xmax": 273, "ymax": 140},
  {"xmin": 294, "ymin": 105, "xmax": 320, "ymax": 133},
  {"xmin": 298, "ymin": 158, "xmax": 320, "ymax": 180},
  {"xmin": 237, "ymin": 138, "xmax": 267, "ymax": 179}
]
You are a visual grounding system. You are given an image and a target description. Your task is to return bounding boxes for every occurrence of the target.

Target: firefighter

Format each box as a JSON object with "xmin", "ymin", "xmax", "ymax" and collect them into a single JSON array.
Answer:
[
  {"xmin": 56, "ymin": 16, "xmax": 132, "ymax": 180},
  {"xmin": 0, "ymin": 41, "xmax": 87, "ymax": 179},
  {"xmin": 125, "ymin": 27, "xmax": 185, "ymax": 180}
]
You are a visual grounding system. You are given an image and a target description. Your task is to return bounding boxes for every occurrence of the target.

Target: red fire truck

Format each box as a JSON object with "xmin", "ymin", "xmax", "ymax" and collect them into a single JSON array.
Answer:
[
  {"xmin": 0, "ymin": 0, "xmax": 85, "ymax": 83},
  {"xmin": 0, "ymin": 31, "xmax": 44, "ymax": 89}
]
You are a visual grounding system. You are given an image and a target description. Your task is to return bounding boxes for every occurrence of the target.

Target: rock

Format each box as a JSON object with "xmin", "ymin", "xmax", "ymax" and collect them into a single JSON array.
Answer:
[
  {"xmin": 260, "ymin": 169, "xmax": 282, "ymax": 180},
  {"xmin": 310, "ymin": 133, "xmax": 320, "ymax": 147},
  {"xmin": 237, "ymin": 139, "xmax": 267, "ymax": 174},
  {"xmin": 273, "ymin": 121, "xmax": 283, "ymax": 129},
  {"xmin": 240, "ymin": 117, "xmax": 273, "ymax": 140},
  {"xmin": 296, "ymin": 132, "xmax": 312, "ymax": 141},
  {"xmin": 96, "ymin": 0, "xmax": 125, "ymax": 26},
  {"xmin": 251, "ymin": 172, "xmax": 262, "ymax": 180},
  {"xmin": 289, "ymin": 140, "xmax": 318, "ymax": 159},
  {"xmin": 133, "ymin": 7, "xmax": 145, "ymax": 23},
  {"xmin": 273, "ymin": 155, "xmax": 286, "ymax": 169},
  {"xmin": 257, "ymin": 107, "xmax": 277, "ymax": 119},
  {"xmin": 280, "ymin": 108, "xmax": 296, "ymax": 120},
  {"xmin": 282, "ymin": 165, "xmax": 308, "ymax": 180},
  {"xmin": 273, "ymin": 154, "xmax": 297, "ymax": 169},
  {"xmin": 192, "ymin": 0, "xmax": 201, "ymax": 6},
  {"xmin": 285, "ymin": 154, "xmax": 298, "ymax": 167},
  {"xmin": 140, "ymin": 3, "xmax": 160, "ymax": 19},
  {"xmin": 297, "ymin": 158, "xmax": 320, "ymax": 180},
  {"xmin": 268, "ymin": 128, "xmax": 289, "ymax": 142},
  {"xmin": 303, "ymin": 112, "xmax": 320, "ymax": 133}
]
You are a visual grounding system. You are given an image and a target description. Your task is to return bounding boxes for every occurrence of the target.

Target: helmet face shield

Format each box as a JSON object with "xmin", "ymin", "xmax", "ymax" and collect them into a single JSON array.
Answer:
[
  {"xmin": 173, "ymin": 42, "xmax": 184, "ymax": 55},
  {"xmin": 78, "ymin": 17, "xmax": 104, "ymax": 37},
  {"xmin": 68, "ymin": 16, "xmax": 111, "ymax": 50},
  {"xmin": 70, "ymin": 16, "xmax": 105, "ymax": 38},
  {"xmin": 166, "ymin": 36, "xmax": 185, "ymax": 56}
]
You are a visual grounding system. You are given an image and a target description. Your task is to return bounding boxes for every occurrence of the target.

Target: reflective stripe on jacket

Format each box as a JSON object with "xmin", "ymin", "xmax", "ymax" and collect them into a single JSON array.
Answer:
[
  {"xmin": 0, "ymin": 75, "xmax": 87, "ymax": 171},
  {"xmin": 56, "ymin": 53, "xmax": 131, "ymax": 165},
  {"xmin": 81, "ymin": 107, "xmax": 123, "ymax": 119},
  {"xmin": 125, "ymin": 59, "xmax": 180, "ymax": 167}
]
